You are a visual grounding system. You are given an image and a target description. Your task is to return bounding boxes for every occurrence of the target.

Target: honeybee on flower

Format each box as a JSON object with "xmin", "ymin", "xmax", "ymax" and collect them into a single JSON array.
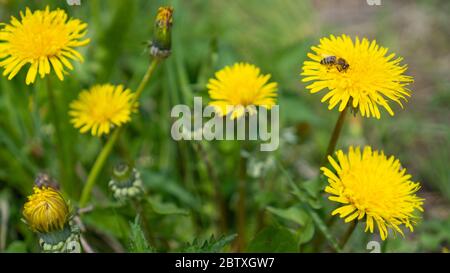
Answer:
[{"xmin": 302, "ymin": 34, "xmax": 413, "ymax": 119}]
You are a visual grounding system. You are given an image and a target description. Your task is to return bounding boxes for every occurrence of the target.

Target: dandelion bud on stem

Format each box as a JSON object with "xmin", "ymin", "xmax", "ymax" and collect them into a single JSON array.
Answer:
[
  {"xmin": 23, "ymin": 182, "xmax": 81, "ymax": 253},
  {"xmin": 150, "ymin": 7, "xmax": 173, "ymax": 59}
]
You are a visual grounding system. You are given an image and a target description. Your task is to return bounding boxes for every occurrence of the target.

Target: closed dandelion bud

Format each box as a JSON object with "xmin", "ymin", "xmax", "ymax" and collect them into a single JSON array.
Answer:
[
  {"xmin": 149, "ymin": 6, "xmax": 173, "ymax": 59},
  {"xmin": 109, "ymin": 163, "xmax": 144, "ymax": 201},
  {"xmin": 23, "ymin": 185, "xmax": 81, "ymax": 253}
]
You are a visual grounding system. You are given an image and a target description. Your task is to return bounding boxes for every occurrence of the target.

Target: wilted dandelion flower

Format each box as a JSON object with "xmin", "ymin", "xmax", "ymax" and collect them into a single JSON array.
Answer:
[
  {"xmin": 0, "ymin": 6, "xmax": 90, "ymax": 85},
  {"xmin": 23, "ymin": 186, "xmax": 70, "ymax": 233},
  {"xmin": 301, "ymin": 34, "xmax": 413, "ymax": 119},
  {"xmin": 69, "ymin": 84, "xmax": 136, "ymax": 137},
  {"xmin": 207, "ymin": 62, "xmax": 278, "ymax": 120},
  {"xmin": 321, "ymin": 146, "xmax": 424, "ymax": 240}
]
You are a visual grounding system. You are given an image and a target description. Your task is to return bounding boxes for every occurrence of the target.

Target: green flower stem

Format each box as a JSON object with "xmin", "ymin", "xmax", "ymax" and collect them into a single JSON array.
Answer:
[
  {"xmin": 322, "ymin": 106, "xmax": 348, "ymax": 164},
  {"xmin": 46, "ymin": 78, "xmax": 73, "ymax": 194},
  {"xmin": 339, "ymin": 220, "xmax": 357, "ymax": 251},
  {"xmin": 313, "ymin": 106, "xmax": 349, "ymax": 251},
  {"xmin": 236, "ymin": 138, "xmax": 250, "ymax": 252},
  {"xmin": 236, "ymin": 160, "xmax": 246, "ymax": 252},
  {"xmin": 79, "ymin": 128, "xmax": 121, "ymax": 207},
  {"xmin": 79, "ymin": 59, "xmax": 160, "ymax": 207},
  {"xmin": 133, "ymin": 59, "xmax": 160, "ymax": 105},
  {"xmin": 192, "ymin": 141, "xmax": 228, "ymax": 233}
]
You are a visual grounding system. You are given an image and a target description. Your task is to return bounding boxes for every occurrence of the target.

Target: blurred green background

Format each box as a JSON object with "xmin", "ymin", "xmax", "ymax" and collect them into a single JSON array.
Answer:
[{"xmin": 0, "ymin": 0, "xmax": 449, "ymax": 253}]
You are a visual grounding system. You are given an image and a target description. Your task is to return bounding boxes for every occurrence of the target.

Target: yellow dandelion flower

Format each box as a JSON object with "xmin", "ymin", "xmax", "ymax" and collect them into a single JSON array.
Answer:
[
  {"xmin": 207, "ymin": 62, "xmax": 278, "ymax": 120},
  {"xmin": 321, "ymin": 146, "xmax": 424, "ymax": 240},
  {"xmin": 23, "ymin": 186, "xmax": 70, "ymax": 233},
  {"xmin": 69, "ymin": 84, "xmax": 136, "ymax": 137},
  {"xmin": 0, "ymin": 6, "xmax": 90, "ymax": 85},
  {"xmin": 301, "ymin": 34, "xmax": 413, "ymax": 119}
]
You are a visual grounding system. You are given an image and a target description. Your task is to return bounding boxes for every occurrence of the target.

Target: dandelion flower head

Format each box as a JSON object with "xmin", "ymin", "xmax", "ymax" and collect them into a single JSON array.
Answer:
[
  {"xmin": 301, "ymin": 34, "xmax": 413, "ymax": 119},
  {"xmin": 0, "ymin": 6, "xmax": 90, "ymax": 84},
  {"xmin": 207, "ymin": 62, "xmax": 277, "ymax": 120},
  {"xmin": 69, "ymin": 84, "xmax": 136, "ymax": 137},
  {"xmin": 321, "ymin": 146, "xmax": 424, "ymax": 240}
]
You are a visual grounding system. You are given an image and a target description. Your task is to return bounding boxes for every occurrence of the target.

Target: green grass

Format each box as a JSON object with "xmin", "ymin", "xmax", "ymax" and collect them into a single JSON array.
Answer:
[{"xmin": 0, "ymin": 0, "xmax": 449, "ymax": 253}]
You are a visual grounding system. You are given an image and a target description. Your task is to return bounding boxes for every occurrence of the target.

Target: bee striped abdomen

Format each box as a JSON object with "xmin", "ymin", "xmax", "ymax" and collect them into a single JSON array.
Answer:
[
  {"xmin": 320, "ymin": 56, "xmax": 350, "ymax": 72},
  {"xmin": 320, "ymin": 56, "xmax": 337, "ymax": 65}
]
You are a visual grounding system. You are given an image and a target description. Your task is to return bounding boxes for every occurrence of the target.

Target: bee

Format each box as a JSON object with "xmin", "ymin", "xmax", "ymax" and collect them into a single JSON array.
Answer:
[{"xmin": 320, "ymin": 56, "xmax": 349, "ymax": 72}]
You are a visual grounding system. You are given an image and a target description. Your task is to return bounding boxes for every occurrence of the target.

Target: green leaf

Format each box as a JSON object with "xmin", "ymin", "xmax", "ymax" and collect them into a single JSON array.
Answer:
[
  {"xmin": 128, "ymin": 216, "xmax": 154, "ymax": 253},
  {"xmin": 5, "ymin": 241, "xmax": 27, "ymax": 253},
  {"xmin": 247, "ymin": 226, "xmax": 298, "ymax": 252},
  {"xmin": 276, "ymin": 160, "xmax": 340, "ymax": 251},
  {"xmin": 306, "ymin": 206, "xmax": 341, "ymax": 252},
  {"xmin": 302, "ymin": 180, "xmax": 322, "ymax": 199},
  {"xmin": 267, "ymin": 206, "xmax": 309, "ymax": 226},
  {"xmin": 141, "ymin": 171, "xmax": 201, "ymax": 210},
  {"xmin": 82, "ymin": 208, "xmax": 130, "ymax": 239},
  {"xmin": 146, "ymin": 196, "xmax": 189, "ymax": 215},
  {"xmin": 183, "ymin": 234, "xmax": 237, "ymax": 253},
  {"xmin": 298, "ymin": 217, "xmax": 315, "ymax": 245}
]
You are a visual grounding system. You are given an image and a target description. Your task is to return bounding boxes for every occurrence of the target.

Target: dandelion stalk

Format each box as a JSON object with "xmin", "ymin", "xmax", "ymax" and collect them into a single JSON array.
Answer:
[
  {"xmin": 79, "ymin": 59, "xmax": 160, "ymax": 207},
  {"xmin": 236, "ymin": 157, "xmax": 247, "ymax": 252},
  {"xmin": 323, "ymin": 106, "xmax": 348, "ymax": 164},
  {"xmin": 339, "ymin": 220, "xmax": 357, "ymax": 250},
  {"xmin": 46, "ymin": 77, "xmax": 62, "ymax": 154},
  {"xmin": 79, "ymin": 128, "xmax": 121, "ymax": 207},
  {"xmin": 313, "ymin": 106, "xmax": 347, "ymax": 251},
  {"xmin": 313, "ymin": 106, "xmax": 348, "ymax": 251},
  {"xmin": 46, "ymin": 77, "xmax": 72, "ymax": 195},
  {"xmin": 192, "ymin": 142, "xmax": 228, "ymax": 233},
  {"xmin": 235, "ymin": 139, "xmax": 250, "ymax": 252}
]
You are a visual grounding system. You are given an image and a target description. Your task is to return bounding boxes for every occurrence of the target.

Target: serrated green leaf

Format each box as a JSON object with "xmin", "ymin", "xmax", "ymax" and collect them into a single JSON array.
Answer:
[
  {"xmin": 183, "ymin": 234, "xmax": 237, "ymax": 253},
  {"xmin": 128, "ymin": 216, "xmax": 154, "ymax": 253}
]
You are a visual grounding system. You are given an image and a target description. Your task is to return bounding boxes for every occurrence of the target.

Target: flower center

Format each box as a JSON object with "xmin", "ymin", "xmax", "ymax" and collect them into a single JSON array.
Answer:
[{"xmin": 11, "ymin": 19, "xmax": 69, "ymax": 60}]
